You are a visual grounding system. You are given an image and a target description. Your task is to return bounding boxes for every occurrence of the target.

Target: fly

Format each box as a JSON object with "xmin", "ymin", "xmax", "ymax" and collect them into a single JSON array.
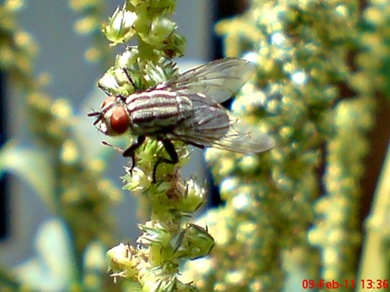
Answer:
[{"xmin": 89, "ymin": 58, "xmax": 273, "ymax": 181}]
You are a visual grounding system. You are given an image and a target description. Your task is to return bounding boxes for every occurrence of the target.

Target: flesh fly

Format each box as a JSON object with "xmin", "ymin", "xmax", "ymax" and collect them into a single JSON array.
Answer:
[{"xmin": 89, "ymin": 58, "xmax": 273, "ymax": 181}]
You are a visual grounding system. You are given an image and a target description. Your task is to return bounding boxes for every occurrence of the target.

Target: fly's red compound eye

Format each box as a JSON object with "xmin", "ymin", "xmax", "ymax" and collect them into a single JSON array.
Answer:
[{"xmin": 110, "ymin": 107, "xmax": 129, "ymax": 134}]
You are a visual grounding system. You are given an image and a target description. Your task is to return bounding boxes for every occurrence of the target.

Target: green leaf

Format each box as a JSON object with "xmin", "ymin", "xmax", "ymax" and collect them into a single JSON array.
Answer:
[
  {"xmin": 14, "ymin": 218, "xmax": 73, "ymax": 291},
  {"xmin": 0, "ymin": 142, "xmax": 55, "ymax": 212}
]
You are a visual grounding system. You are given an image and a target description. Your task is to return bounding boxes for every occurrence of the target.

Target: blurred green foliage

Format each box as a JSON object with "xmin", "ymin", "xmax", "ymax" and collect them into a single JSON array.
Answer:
[
  {"xmin": 0, "ymin": 0, "xmax": 389, "ymax": 291},
  {"xmin": 182, "ymin": 0, "xmax": 389, "ymax": 291},
  {"xmin": 0, "ymin": 0, "xmax": 121, "ymax": 290}
]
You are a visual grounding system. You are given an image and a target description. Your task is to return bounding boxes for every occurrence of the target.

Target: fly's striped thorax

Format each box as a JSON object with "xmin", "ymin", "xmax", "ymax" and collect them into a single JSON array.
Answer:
[{"xmin": 125, "ymin": 90, "xmax": 193, "ymax": 135}]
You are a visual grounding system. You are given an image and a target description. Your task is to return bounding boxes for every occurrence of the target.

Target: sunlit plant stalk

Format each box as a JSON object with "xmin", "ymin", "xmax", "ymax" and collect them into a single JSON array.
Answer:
[{"xmin": 99, "ymin": 1, "xmax": 213, "ymax": 290}]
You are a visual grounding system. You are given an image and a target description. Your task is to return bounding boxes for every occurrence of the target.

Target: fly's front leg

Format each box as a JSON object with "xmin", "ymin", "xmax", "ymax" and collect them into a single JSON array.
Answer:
[
  {"xmin": 153, "ymin": 139, "xmax": 179, "ymax": 183},
  {"xmin": 122, "ymin": 135, "xmax": 146, "ymax": 173}
]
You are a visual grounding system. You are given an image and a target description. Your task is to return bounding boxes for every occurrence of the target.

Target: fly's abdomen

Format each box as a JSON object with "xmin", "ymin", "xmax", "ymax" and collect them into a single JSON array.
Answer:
[{"xmin": 126, "ymin": 90, "xmax": 192, "ymax": 134}]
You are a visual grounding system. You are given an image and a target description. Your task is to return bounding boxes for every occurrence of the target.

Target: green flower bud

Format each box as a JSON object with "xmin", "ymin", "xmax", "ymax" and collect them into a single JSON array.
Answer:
[
  {"xmin": 106, "ymin": 243, "xmax": 139, "ymax": 281},
  {"xmin": 160, "ymin": 33, "xmax": 186, "ymax": 58},
  {"xmin": 98, "ymin": 66, "xmax": 135, "ymax": 97},
  {"xmin": 115, "ymin": 47, "xmax": 139, "ymax": 69},
  {"xmin": 137, "ymin": 17, "xmax": 177, "ymax": 47},
  {"xmin": 103, "ymin": 6, "xmax": 137, "ymax": 46},
  {"xmin": 172, "ymin": 224, "xmax": 214, "ymax": 260},
  {"xmin": 174, "ymin": 179, "xmax": 206, "ymax": 213},
  {"xmin": 137, "ymin": 221, "xmax": 172, "ymax": 246},
  {"xmin": 129, "ymin": 0, "xmax": 176, "ymax": 16}
]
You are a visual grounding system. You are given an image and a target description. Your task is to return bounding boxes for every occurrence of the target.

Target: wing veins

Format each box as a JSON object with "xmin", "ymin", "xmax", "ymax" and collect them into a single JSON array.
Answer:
[{"xmin": 158, "ymin": 58, "xmax": 256, "ymax": 103}]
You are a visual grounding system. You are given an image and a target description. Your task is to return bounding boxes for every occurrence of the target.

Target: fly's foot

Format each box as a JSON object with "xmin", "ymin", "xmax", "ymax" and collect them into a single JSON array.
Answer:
[{"xmin": 152, "ymin": 157, "xmax": 177, "ymax": 183}]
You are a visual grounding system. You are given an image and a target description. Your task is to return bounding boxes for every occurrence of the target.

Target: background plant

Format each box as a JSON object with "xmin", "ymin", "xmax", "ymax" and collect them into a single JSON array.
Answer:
[
  {"xmin": 182, "ymin": 0, "xmax": 389, "ymax": 291},
  {"xmin": 0, "ymin": 0, "xmax": 389, "ymax": 291},
  {"xmin": 0, "ymin": 0, "xmax": 121, "ymax": 290}
]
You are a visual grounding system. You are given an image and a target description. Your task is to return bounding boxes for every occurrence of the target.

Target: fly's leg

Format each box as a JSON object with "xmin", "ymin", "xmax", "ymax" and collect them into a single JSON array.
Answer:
[
  {"xmin": 102, "ymin": 141, "xmax": 124, "ymax": 153},
  {"xmin": 153, "ymin": 139, "xmax": 179, "ymax": 183},
  {"xmin": 122, "ymin": 135, "xmax": 146, "ymax": 173},
  {"xmin": 123, "ymin": 68, "xmax": 139, "ymax": 92}
]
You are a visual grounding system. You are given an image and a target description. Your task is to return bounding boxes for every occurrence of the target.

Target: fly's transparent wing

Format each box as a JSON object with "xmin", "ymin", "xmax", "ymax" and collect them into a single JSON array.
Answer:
[
  {"xmin": 206, "ymin": 120, "xmax": 274, "ymax": 153},
  {"xmin": 213, "ymin": 122, "xmax": 274, "ymax": 153},
  {"xmin": 167, "ymin": 93, "xmax": 273, "ymax": 153},
  {"xmin": 156, "ymin": 58, "xmax": 256, "ymax": 104}
]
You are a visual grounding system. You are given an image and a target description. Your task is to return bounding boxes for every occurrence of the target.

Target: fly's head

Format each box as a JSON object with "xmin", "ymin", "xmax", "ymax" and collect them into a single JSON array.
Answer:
[{"xmin": 88, "ymin": 96, "xmax": 130, "ymax": 136}]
